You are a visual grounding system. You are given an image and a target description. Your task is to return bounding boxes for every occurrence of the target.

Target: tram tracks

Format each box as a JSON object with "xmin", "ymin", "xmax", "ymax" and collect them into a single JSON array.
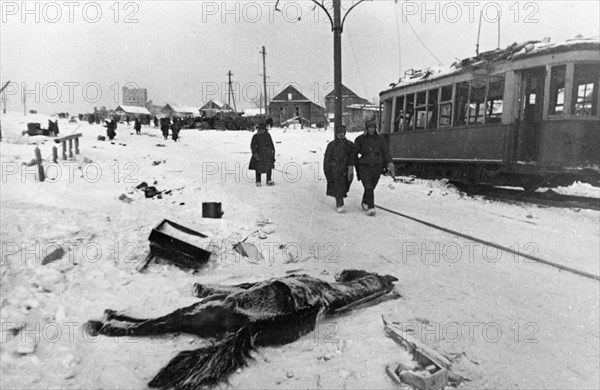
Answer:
[
  {"xmin": 375, "ymin": 204, "xmax": 600, "ymax": 281},
  {"xmin": 458, "ymin": 185, "xmax": 600, "ymax": 211}
]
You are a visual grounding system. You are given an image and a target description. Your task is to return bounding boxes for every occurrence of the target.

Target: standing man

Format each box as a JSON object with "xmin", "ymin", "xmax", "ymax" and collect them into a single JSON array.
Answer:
[
  {"xmin": 354, "ymin": 120, "xmax": 394, "ymax": 216},
  {"xmin": 324, "ymin": 125, "xmax": 355, "ymax": 213},
  {"xmin": 161, "ymin": 118, "xmax": 170, "ymax": 140},
  {"xmin": 134, "ymin": 118, "xmax": 142, "ymax": 135},
  {"xmin": 249, "ymin": 123, "xmax": 275, "ymax": 186}
]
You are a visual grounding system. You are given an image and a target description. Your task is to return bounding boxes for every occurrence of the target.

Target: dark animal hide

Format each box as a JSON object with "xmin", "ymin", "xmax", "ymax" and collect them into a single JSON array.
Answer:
[{"xmin": 86, "ymin": 269, "xmax": 399, "ymax": 389}]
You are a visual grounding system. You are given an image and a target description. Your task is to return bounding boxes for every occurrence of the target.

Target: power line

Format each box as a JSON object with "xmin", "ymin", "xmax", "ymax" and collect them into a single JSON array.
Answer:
[
  {"xmin": 346, "ymin": 23, "xmax": 369, "ymax": 100},
  {"xmin": 396, "ymin": 2, "xmax": 443, "ymax": 66},
  {"xmin": 394, "ymin": 2, "xmax": 402, "ymax": 76}
]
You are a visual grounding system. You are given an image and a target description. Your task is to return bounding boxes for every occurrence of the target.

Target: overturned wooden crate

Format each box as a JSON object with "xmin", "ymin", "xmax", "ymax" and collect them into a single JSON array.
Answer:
[{"xmin": 137, "ymin": 219, "xmax": 213, "ymax": 272}]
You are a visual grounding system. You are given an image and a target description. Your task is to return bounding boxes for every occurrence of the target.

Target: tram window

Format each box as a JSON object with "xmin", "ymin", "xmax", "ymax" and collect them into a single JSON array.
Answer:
[
  {"xmin": 415, "ymin": 92, "xmax": 427, "ymax": 129},
  {"xmin": 454, "ymin": 82, "xmax": 469, "ymax": 126},
  {"xmin": 428, "ymin": 89, "xmax": 439, "ymax": 129},
  {"xmin": 486, "ymin": 75, "xmax": 504, "ymax": 123},
  {"xmin": 549, "ymin": 65, "xmax": 566, "ymax": 115},
  {"xmin": 393, "ymin": 96, "xmax": 404, "ymax": 132},
  {"xmin": 572, "ymin": 63, "xmax": 599, "ymax": 116},
  {"xmin": 404, "ymin": 94, "xmax": 415, "ymax": 131},
  {"xmin": 468, "ymin": 79, "xmax": 486, "ymax": 124},
  {"xmin": 439, "ymin": 85, "xmax": 453, "ymax": 126}
]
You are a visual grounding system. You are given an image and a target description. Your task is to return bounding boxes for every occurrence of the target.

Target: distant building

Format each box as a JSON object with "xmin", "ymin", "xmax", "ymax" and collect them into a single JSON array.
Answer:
[
  {"xmin": 324, "ymin": 84, "xmax": 370, "ymax": 125},
  {"xmin": 115, "ymin": 105, "xmax": 151, "ymax": 116},
  {"xmin": 269, "ymin": 85, "xmax": 325, "ymax": 127},
  {"xmin": 162, "ymin": 104, "xmax": 201, "ymax": 117},
  {"xmin": 200, "ymin": 100, "xmax": 234, "ymax": 117},
  {"xmin": 346, "ymin": 104, "xmax": 380, "ymax": 132},
  {"xmin": 122, "ymin": 87, "xmax": 148, "ymax": 107},
  {"xmin": 145, "ymin": 100, "xmax": 164, "ymax": 117}
]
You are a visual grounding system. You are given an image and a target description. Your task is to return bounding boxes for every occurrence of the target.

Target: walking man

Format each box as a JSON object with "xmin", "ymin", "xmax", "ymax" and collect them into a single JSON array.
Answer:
[
  {"xmin": 354, "ymin": 120, "xmax": 394, "ymax": 216},
  {"xmin": 324, "ymin": 125, "xmax": 355, "ymax": 213}
]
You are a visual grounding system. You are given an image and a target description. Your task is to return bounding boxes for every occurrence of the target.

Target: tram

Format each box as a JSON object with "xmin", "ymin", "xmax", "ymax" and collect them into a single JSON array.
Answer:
[{"xmin": 379, "ymin": 37, "xmax": 600, "ymax": 189}]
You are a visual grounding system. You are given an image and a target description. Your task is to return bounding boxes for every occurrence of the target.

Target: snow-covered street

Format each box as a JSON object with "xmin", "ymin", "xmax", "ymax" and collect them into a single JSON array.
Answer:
[{"xmin": 1, "ymin": 112, "xmax": 598, "ymax": 389}]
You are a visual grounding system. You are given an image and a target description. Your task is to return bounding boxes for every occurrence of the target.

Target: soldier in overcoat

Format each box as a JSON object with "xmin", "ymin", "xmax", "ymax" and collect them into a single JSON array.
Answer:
[
  {"xmin": 324, "ymin": 125, "xmax": 355, "ymax": 213},
  {"xmin": 249, "ymin": 123, "xmax": 276, "ymax": 186}
]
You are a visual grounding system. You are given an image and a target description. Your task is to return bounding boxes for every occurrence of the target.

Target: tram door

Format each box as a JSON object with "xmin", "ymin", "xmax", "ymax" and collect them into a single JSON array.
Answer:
[{"xmin": 516, "ymin": 67, "xmax": 546, "ymax": 162}]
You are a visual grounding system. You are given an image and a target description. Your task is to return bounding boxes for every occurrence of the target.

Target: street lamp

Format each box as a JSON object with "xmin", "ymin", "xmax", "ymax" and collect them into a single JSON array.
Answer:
[{"xmin": 276, "ymin": 0, "xmax": 370, "ymax": 130}]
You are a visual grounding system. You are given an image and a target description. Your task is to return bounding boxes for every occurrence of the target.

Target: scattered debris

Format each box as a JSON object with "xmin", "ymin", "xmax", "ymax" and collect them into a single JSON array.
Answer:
[
  {"xmin": 15, "ymin": 339, "xmax": 37, "ymax": 355},
  {"xmin": 144, "ymin": 186, "xmax": 160, "ymax": 198},
  {"xmin": 41, "ymin": 246, "xmax": 65, "ymax": 265},
  {"xmin": 233, "ymin": 242, "xmax": 264, "ymax": 262},
  {"xmin": 152, "ymin": 160, "xmax": 165, "ymax": 166},
  {"xmin": 22, "ymin": 159, "xmax": 37, "ymax": 167},
  {"xmin": 156, "ymin": 144, "xmax": 166, "ymax": 147},
  {"xmin": 383, "ymin": 317, "xmax": 469, "ymax": 390},
  {"xmin": 396, "ymin": 176, "xmax": 416, "ymax": 184},
  {"xmin": 118, "ymin": 194, "xmax": 134, "ymax": 204},
  {"xmin": 256, "ymin": 218, "xmax": 273, "ymax": 227},
  {"xmin": 97, "ymin": 135, "xmax": 106, "ymax": 141}
]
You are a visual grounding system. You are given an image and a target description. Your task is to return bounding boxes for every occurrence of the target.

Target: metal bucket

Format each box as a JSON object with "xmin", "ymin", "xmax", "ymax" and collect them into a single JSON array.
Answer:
[{"xmin": 202, "ymin": 202, "xmax": 224, "ymax": 218}]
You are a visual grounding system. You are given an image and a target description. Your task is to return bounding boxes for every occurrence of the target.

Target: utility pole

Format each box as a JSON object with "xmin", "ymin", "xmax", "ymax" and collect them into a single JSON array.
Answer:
[
  {"xmin": 227, "ymin": 70, "xmax": 237, "ymax": 112},
  {"xmin": 333, "ymin": 0, "xmax": 342, "ymax": 129},
  {"xmin": 0, "ymin": 81, "xmax": 10, "ymax": 114},
  {"xmin": 280, "ymin": 0, "xmax": 369, "ymax": 133},
  {"xmin": 261, "ymin": 46, "xmax": 268, "ymax": 118}
]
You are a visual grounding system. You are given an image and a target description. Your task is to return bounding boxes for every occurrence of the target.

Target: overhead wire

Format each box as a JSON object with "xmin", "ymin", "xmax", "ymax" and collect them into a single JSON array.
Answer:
[
  {"xmin": 346, "ymin": 23, "xmax": 369, "ymax": 100},
  {"xmin": 394, "ymin": 1, "xmax": 402, "ymax": 76},
  {"xmin": 394, "ymin": 1, "xmax": 443, "ymax": 66}
]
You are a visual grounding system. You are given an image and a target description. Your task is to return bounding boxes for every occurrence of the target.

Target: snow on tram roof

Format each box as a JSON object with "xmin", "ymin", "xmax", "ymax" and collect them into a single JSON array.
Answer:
[{"xmin": 386, "ymin": 36, "xmax": 600, "ymax": 91}]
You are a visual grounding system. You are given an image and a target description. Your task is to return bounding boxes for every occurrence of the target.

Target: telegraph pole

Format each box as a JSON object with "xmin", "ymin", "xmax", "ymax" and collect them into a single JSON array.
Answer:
[
  {"xmin": 0, "ymin": 81, "xmax": 10, "ymax": 114},
  {"xmin": 333, "ymin": 0, "xmax": 342, "ymax": 129},
  {"xmin": 261, "ymin": 46, "xmax": 268, "ymax": 118},
  {"xmin": 227, "ymin": 70, "xmax": 237, "ymax": 112}
]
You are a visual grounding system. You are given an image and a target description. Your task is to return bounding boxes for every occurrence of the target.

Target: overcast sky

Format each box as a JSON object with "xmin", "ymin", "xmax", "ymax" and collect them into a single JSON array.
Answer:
[{"xmin": 1, "ymin": 0, "xmax": 599, "ymax": 114}]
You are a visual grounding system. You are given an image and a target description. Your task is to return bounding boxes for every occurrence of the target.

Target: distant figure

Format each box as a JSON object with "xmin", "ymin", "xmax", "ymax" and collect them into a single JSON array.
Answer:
[
  {"xmin": 153, "ymin": 116, "xmax": 159, "ymax": 128},
  {"xmin": 161, "ymin": 118, "xmax": 170, "ymax": 140},
  {"xmin": 134, "ymin": 118, "xmax": 142, "ymax": 135},
  {"xmin": 324, "ymin": 125, "xmax": 355, "ymax": 214},
  {"xmin": 265, "ymin": 117, "xmax": 274, "ymax": 129},
  {"xmin": 249, "ymin": 123, "xmax": 275, "ymax": 186},
  {"xmin": 171, "ymin": 119, "xmax": 180, "ymax": 142},
  {"xmin": 354, "ymin": 120, "xmax": 394, "ymax": 216},
  {"xmin": 126, "ymin": 116, "xmax": 131, "ymax": 125},
  {"xmin": 48, "ymin": 120, "xmax": 59, "ymax": 136},
  {"xmin": 104, "ymin": 119, "xmax": 117, "ymax": 140}
]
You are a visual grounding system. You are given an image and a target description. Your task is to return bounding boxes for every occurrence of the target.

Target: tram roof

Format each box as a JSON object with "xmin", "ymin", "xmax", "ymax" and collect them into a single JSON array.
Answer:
[{"xmin": 384, "ymin": 37, "xmax": 599, "ymax": 93}]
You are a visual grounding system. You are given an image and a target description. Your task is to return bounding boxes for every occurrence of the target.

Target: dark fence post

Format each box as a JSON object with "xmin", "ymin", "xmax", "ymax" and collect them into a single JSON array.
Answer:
[{"xmin": 34, "ymin": 147, "xmax": 45, "ymax": 182}]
